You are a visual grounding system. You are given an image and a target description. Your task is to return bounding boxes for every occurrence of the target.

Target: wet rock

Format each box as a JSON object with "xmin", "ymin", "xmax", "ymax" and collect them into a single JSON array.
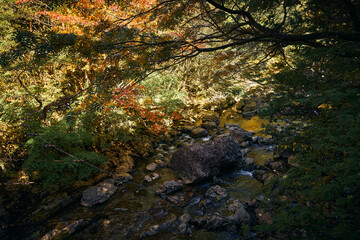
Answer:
[
  {"xmin": 146, "ymin": 163, "xmax": 157, "ymax": 172},
  {"xmin": 167, "ymin": 194, "xmax": 185, "ymax": 205},
  {"xmin": 156, "ymin": 153, "xmax": 165, "ymax": 159},
  {"xmin": 228, "ymin": 130, "xmax": 252, "ymax": 142},
  {"xmin": 252, "ymin": 136, "xmax": 260, "ymax": 144},
  {"xmin": 114, "ymin": 207, "xmax": 128, "ymax": 212},
  {"xmin": 178, "ymin": 213, "xmax": 194, "ymax": 235},
  {"xmin": 212, "ymin": 176, "xmax": 224, "ymax": 184},
  {"xmin": 270, "ymin": 161, "xmax": 283, "ymax": 171},
  {"xmin": 203, "ymin": 214, "xmax": 226, "ymax": 230},
  {"xmin": 224, "ymin": 123, "xmax": 240, "ymax": 129},
  {"xmin": 154, "ymin": 160, "xmax": 165, "ymax": 168},
  {"xmin": 170, "ymin": 134, "xmax": 244, "ymax": 184},
  {"xmin": 252, "ymin": 170, "xmax": 269, "ymax": 183},
  {"xmin": 242, "ymin": 111, "xmax": 255, "ymax": 118},
  {"xmin": 243, "ymin": 158, "xmax": 255, "ymax": 171},
  {"xmin": 156, "ymin": 180, "xmax": 183, "ymax": 195},
  {"xmin": 241, "ymin": 141, "xmax": 251, "ymax": 148},
  {"xmin": 241, "ymin": 148, "xmax": 250, "ymax": 156},
  {"xmin": 201, "ymin": 113, "xmax": 220, "ymax": 126},
  {"xmin": 189, "ymin": 197, "xmax": 201, "ymax": 206},
  {"xmin": 42, "ymin": 219, "xmax": 86, "ymax": 240},
  {"xmin": 205, "ymin": 185, "xmax": 227, "ymax": 200},
  {"xmin": 247, "ymin": 130, "xmax": 256, "ymax": 136},
  {"xmin": 180, "ymin": 213, "xmax": 191, "ymax": 223},
  {"xmin": 262, "ymin": 136, "xmax": 272, "ymax": 144},
  {"xmin": 140, "ymin": 224, "xmax": 160, "ymax": 238},
  {"xmin": 143, "ymin": 175, "xmax": 153, "ymax": 183},
  {"xmin": 190, "ymin": 127, "xmax": 208, "ymax": 138},
  {"xmin": 264, "ymin": 158, "xmax": 274, "ymax": 167},
  {"xmin": 181, "ymin": 125, "xmax": 196, "ymax": 133},
  {"xmin": 178, "ymin": 223, "xmax": 193, "ymax": 235},
  {"xmin": 114, "ymin": 173, "xmax": 133, "ymax": 185},
  {"xmin": 228, "ymin": 200, "xmax": 251, "ymax": 223},
  {"xmin": 81, "ymin": 182, "xmax": 117, "ymax": 207},
  {"xmin": 166, "ymin": 129, "xmax": 180, "ymax": 138},
  {"xmin": 201, "ymin": 121, "xmax": 217, "ymax": 130},
  {"xmin": 42, "ymin": 228, "xmax": 62, "ymax": 240},
  {"xmin": 151, "ymin": 172, "xmax": 160, "ymax": 180}
]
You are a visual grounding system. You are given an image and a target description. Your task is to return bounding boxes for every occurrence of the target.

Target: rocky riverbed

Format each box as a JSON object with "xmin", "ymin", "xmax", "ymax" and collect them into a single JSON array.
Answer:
[{"xmin": 5, "ymin": 99, "xmax": 290, "ymax": 240}]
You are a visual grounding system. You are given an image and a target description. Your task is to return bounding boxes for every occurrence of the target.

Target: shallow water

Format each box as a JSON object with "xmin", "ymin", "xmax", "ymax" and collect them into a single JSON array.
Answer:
[
  {"xmin": 27, "ymin": 111, "xmax": 273, "ymax": 240},
  {"xmin": 247, "ymin": 146, "xmax": 274, "ymax": 165},
  {"xmin": 219, "ymin": 108, "xmax": 269, "ymax": 134}
]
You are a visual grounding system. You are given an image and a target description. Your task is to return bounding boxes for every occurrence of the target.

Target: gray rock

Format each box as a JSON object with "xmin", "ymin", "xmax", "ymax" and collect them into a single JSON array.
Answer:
[
  {"xmin": 189, "ymin": 197, "xmax": 201, "ymax": 206},
  {"xmin": 201, "ymin": 121, "xmax": 217, "ymax": 130},
  {"xmin": 140, "ymin": 224, "xmax": 160, "ymax": 238},
  {"xmin": 252, "ymin": 136, "xmax": 260, "ymax": 143},
  {"xmin": 42, "ymin": 219, "xmax": 86, "ymax": 240},
  {"xmin": 212, "ymin": 176, "xmax": 224, "ymax": 184},
  {"xmin": 241, "ymin": 148, "xmax": 250, "ymax": 156},
  {"xmin": 204, "ymin": 214, "xmax": 225, "ymax": 230},
  {"xmin": 190, "ymin": 127, "xmax": 208, "ymax": 138},
  {"xmin": 245, "ymin": 158, "xmax": 254, "ymax": 165},
  {"xmin": 114, "ymin": 173, "xmax": 133, "ymax": 185},
  {"xmin": 81, "ymin": 182, "xmax": 117, "ymax": 207},
  {"xmin": 178, "ymin": 222, "xmax": 193, "ymax": 235},
  {"xmin": 167, "ymin": 194, "xmax": 185, "ymax": 205},
  {"xmin": 182, "ymin": 125, "xmax": 196, "ymax": 133},
  {"xmin": 143, "ymin": 175, "xmax": 153, "ymax": 183},
  {"xmin": 205, "ymin": 185, "xmax": 227, "ymax": 200},
  {"xmin": 244, "ymin": 158, "xmax": 255, "ymax": 171},
  {"xmin": 241, "ymin": 141, "xmax": 251, "ymax": 148},
  {"xmin": 242, "ymin": 111, "xmax": 255, "ymax": 118},
  {"xmin": 156, "ymin": 180, "xmax": 183, "ymax": 195},
  {"xmin": 247, "ymin": 130, "xmax": 256, "ymax": 136},
  {"xmin": 148, "ymin": 225, "xmax": 160, "ymax": 236},
  {"xmin": 146, "ymin": 163, "xmax": 157, "ymax": 171},
  {"xmin": 261, "ymin": 136, "xmax": 272, "ymax": 144},
  {"xmin": 228, "ymin": 129, "xmax": 252, "ymax": 142},
  {"xmin": 154, "ymin": 160, "xmax": 165, "ymax": 168},
  {"xmin": 202, "ymin": 114, "xmax": 220, "ymax": 126},
  {"xmin": 225, "ymin": 123, "xmax": 240, "ymax": 129},
  {"xmin": 170, "ymin": 134, "xmax": 244, "ymax": 183},
  {"xmin": 180, "ymin": 213, "xmax": 191, "ymax": 223},
  {"xmin": 228, "ymin": 200, "xmax": 251, "ymax": 223},
  {"xmin": 252, "ymin": 170, "xmax": 269, "ymax": 183},
  {"xmin": 152, "ymin": 172, "xmax": 160, "ymax": 180},
  {"xmin": 264, "ymin": 158, "xmax": 274, "ymax": 167}
]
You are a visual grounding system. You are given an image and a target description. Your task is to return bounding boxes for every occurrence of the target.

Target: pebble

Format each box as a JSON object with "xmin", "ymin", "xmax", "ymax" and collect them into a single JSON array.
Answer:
[{"xmin": 146, "ymin": 163, "xmax": 157, "ymax": 171}]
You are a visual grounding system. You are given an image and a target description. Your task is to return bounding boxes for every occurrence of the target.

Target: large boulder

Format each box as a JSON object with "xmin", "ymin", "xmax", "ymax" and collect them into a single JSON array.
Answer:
[
  {"xmin": 81, "ymin": 181, "xmax": 117, "ymax": 207},
  {"xmin": 170, "ymin": 134, "xmax": 244, "ymax": 184}
]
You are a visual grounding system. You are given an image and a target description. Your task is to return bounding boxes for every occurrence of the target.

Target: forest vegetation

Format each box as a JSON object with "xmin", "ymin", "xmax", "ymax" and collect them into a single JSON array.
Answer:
[{"xmin": 1, "ymin": 0, "xmax": 359, "ymax": 239}]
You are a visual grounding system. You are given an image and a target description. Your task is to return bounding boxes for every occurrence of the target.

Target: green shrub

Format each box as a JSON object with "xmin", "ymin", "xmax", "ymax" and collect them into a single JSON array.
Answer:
[{"xmin": 23, "ymin": 121, "xmax": 105, "ymax": 189}]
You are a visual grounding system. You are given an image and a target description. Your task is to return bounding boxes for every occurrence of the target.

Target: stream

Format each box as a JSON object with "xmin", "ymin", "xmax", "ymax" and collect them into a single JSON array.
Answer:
[{"xmin": 19, "ymin": 109, "xmax": 275, "ymax": 240}]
